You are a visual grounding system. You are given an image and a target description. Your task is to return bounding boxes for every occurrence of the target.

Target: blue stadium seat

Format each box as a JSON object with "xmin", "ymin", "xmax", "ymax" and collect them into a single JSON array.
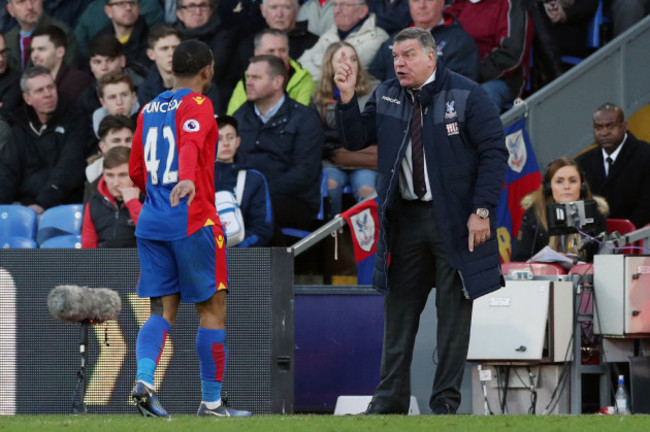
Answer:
[
  {"xmin": 40, "ymin": 235, "xmax": 82, "ymax": 249},
  {"xmin": 0, "ymin": 205, "xmax": 38, "ymax": 239},
  {"xmin": 561, "ymin": 0, "xmax": 607, "ymax": 65},
  {"xmin": 37, "ymin": 204, "xmax": 84, "ymax": 245},
  {"xmin": 0, "ymin": 236, "xmax": 38, "ymax": 249}
]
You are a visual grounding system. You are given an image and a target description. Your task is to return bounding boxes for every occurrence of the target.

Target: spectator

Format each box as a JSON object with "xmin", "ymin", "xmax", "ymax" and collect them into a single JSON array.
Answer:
[
  {"xmin": 233, "ymin": 55, "xmax": 324, "ymax": 237},
  {"xmin": 227, "ymin": 28, "xmax": 314, "ymax": 115},
  {"xmin": 252, "ymin": 0, "xmax": 318, "ymax": 61},
  {"xmin": 5, "ymin": 0, "xmax": 81, "ymax": 70},
  {"xmin": 368, "ymin": 0, "xmax": 412, "ymax": 35},
  {"xmin": 137, "ymin": 23, "xmax": 180, "ymax": 106},
  {"xmin": 84, "ymin": 114, "xmax": 135, "ymax": 201},
  {"xmin": 576, "ymin": 102, "xmax": 650, "ymax": 229},
  {"xmin": 299, "ymin": 0, "xmax": 389, "ymax": 84},
  {"xmin": 74, "ymin": 0, "xmax": 164, "ymax": 58},
  {"xmin": 0, "ymin": 66, "xmax": 88, "ymax": 213},
  {"xmin": 229, "ymin": 0, "xmax": 318, "ymax": 88},
  {"xmin": 531, "ymin": 0, "xmax": 599, "ymax": 86},
  {"xmin": 78, "ymin": 34, "xmax": 143, "ymax": 131},
  {"xmin": 215, "ymin": 115, "xmax": 274, "ymax": 247},
  {"xmin": 369, "ymin": 0, "xmax": 479, "ymax": 82},
  {"xmin": 313, "ymin": 41, "xmax": 379, "ymax": 215},
  {"xmin": 92, "ymin": 70, "xmax": 140, "ymax": 138},
  {"xmin": 512, "ymin": 157, "xmax": 608, "ymax": 262},
  {"xmin": 174, "ymin": 0, "xmax": 236, "ymax": 103},
  {"xmin": 97, "ymin": 0, "xmax": 151, "ymax": 77},
  {"xmin": 30, "ymin": 25, "xmax": 92, "ymax": 106},
  {"xmin": 297, "ymin": 0, "xmax": 334, "ymax": 36},
  {"xmin": 82, "ymin": 146, "xmax": 142, "ymax": 248},
  {"xmin": 445, "ymin": 0, "xmax": 534, "ymax": 111}
]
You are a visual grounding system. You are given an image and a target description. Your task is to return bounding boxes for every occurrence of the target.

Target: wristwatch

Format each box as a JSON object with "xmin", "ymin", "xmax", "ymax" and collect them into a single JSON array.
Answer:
[{"xmin": 475, "ymin": 208, "xmax": 489, "ymax": 219}]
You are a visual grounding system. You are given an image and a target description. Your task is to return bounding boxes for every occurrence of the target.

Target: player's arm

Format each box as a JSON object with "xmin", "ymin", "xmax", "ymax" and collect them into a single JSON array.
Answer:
[
  {"xmin": 129, "ymin": 113, "xmax": 146, "ymax": 191},
  {"xmin": 170, "ymin": 98, "xmax": 215, "ymax": 207}
]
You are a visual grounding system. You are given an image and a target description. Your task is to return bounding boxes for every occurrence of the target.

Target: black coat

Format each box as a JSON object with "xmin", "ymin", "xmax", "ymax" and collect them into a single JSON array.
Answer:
[
  {"xmin": 98, "ymin": 15, "xmax": 151, "ymax": 77},
  {"xmin": 233, "ymin": 97, "xmax": 324, "ymax": 214},
  {"xmin": 0, "ymin": 103, "xmax": 89, "ymax": 208},
  {"xmin": 576, "ymin": 133, "xmax": 650, "ymax": 229}
]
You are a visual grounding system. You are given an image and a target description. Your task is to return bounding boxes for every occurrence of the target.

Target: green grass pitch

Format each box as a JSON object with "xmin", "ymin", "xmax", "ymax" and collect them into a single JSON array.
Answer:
[{"xmin": 1, "ymin": 414, "xmax": 649, "ymax": 432}]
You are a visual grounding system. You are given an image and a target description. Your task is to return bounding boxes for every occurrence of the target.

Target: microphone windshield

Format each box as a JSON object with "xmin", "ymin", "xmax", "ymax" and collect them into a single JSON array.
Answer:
[{"xmin": 48, "ymin": 285, "xmax": 122, "ymax": 324}]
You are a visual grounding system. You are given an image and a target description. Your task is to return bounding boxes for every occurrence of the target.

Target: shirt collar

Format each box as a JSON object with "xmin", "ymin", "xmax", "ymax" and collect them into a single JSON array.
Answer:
[
  {"xmin": 601, "ymin": 132, "xmax": 627, "ymax": 163},
  {"xmin": 255, "ymin": 94, "xmax": 285, "ymax": 124}
]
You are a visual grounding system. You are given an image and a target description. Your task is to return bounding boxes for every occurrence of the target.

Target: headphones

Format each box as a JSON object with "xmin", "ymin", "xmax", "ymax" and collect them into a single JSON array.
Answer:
[{"xmin": 542, "ymin": 163, "xmax": 588, "ymax": 200}]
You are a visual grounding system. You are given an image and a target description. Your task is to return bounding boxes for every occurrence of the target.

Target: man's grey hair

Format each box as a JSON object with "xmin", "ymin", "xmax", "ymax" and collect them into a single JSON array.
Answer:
[
  {"xmin": 393, "ymin": 27, "xmax": 437, "ymax": 61},
  {"xmin": 20, "ymin": 66, "xmax": 52, "ymax": 94},
  {"xmin": 254, "ymin": 28, "xmax": 289, "ymax": 51}
]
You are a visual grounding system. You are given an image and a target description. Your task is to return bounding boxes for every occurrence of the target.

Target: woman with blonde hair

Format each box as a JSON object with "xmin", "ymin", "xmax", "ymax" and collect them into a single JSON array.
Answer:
[
  {"xmin": 512, "ymin": 157, "xmax": 608, "ymax": 262},
  {"xmin": 313, "ymin": 41, "xmax": 380, "ymax": 216}
]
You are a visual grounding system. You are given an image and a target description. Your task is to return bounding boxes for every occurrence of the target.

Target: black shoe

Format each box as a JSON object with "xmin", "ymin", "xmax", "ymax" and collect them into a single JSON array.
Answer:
[
  {"xmin": 365, "ymin": 401, "xmax": 406, "ymax": 415},
  {"xmin": 431, "ymin": 402, "xmax": 455, "ymax": 415},
  {"xmin": 132, "ymin": 381, "xmax": 169, "ymax": 418}
]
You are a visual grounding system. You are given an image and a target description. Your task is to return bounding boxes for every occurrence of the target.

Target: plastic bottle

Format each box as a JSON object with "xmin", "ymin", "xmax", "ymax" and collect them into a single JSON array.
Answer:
[{"xmin": 615, "ymin": 375, "xmax": 629, "ymax": 415}]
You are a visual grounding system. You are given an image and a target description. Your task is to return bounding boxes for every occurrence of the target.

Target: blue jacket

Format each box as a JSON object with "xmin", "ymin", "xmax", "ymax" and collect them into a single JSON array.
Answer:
[
  {"xmin": 336, "ymin": 66, "xmax": 507, "ymax": 299},
  {"xmin": 214, "ymin": 162, "xmax": 274, "ymax": 247},
  {"xmin": 234, "ymin": 97, "xmax": 324, "ymax": 215}
]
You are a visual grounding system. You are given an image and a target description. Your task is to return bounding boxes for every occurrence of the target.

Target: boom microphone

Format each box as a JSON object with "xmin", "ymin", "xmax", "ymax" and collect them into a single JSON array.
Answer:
[{"xmin": 47, "ymin": 285, "xmax": 122, "ymax": 324}]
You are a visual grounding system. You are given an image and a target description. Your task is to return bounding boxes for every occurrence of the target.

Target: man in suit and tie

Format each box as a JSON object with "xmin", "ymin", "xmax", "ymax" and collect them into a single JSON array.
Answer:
[{"xmin": 576, "ymin": 102, "xmax": 650, "ymax": 229}]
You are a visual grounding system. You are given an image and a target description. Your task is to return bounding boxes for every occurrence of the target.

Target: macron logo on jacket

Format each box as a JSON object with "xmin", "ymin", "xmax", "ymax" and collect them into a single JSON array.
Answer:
[{"xmin": 381, "ymin": 95, "xmax": 401, "ymax": 105}]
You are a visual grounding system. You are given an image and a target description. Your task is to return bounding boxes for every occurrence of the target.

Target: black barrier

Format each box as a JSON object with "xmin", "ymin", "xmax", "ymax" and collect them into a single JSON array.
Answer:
[{"xmin": 0, "ymin": 248, "xmax": 293, "ymax": 415}]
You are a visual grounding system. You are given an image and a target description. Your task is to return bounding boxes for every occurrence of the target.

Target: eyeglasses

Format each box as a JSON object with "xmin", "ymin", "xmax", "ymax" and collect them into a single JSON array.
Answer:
[
  {"xmin": 333, "ymin": 1, "xmax": 363, "ymax": 9},
  {"xmin": 178, "ymin": 2, "xmax": 212, "ymax": 11},
  {"xmin": 108, "ymin": 1, "xmax": 138, "ymax": 8}
]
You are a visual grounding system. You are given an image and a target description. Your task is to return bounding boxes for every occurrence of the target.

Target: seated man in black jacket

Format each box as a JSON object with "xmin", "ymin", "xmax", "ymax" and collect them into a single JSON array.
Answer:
[
  {"xmin": 0, "ymin": 66, "xmax": 88, "ymax": 214},
  {"xmin": 233, "ymin": 55, "xmax": 323, "ymax": 237}
]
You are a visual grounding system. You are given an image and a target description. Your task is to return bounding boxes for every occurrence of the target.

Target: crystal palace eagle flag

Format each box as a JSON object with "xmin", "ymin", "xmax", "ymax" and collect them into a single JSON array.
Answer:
[
  {"xmin": 341, "ymin": 197, "xmax": 379, "ymax": 285},
  {"xmin": 497, "ymin": 118, "xmax": 542, "ymax": 262}
]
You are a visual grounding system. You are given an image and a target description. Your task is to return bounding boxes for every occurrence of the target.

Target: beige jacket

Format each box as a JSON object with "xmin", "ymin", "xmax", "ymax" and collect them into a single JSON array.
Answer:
[{"xmin": 298, "ymin": 13, "xmax": 389, "ymax": 85}]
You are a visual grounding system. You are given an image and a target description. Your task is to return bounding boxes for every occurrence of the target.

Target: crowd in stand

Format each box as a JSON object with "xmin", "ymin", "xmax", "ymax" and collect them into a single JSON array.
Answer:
[{"xmin": 0, "ymin": 0, "xmax": 648, "ymax": 253}]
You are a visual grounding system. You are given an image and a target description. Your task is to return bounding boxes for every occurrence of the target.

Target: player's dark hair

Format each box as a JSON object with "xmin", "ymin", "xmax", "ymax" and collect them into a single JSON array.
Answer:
[
  {"xmin": 216, "ymin": 115, "xmax": 238, "ymax": 132},
  {"xmin": 172, "ymin": 40, "xmax": 213, "ymax": 78},
  {"xmin": 103, "ymin": 146, "xmax": 131, "ymax": 170},
  {"xmin": 98, "ymin": 115, "xmax": 135, "ymax": 140},
  {"xmin": 88, "ymin": 34, "xmax": 124, "ymax": 59},
  {"xmin": 32, "ymin": 25, "xmax": 67, "ymax": 48}
]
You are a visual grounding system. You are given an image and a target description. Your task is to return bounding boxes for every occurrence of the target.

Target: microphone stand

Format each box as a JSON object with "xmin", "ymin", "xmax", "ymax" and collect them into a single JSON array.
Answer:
[{"xmin": 71, "ymin": 320, "xmax": 90, "ymax": 414}]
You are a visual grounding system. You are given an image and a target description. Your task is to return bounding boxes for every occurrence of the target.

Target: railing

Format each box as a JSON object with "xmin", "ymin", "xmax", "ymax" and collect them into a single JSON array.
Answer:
[{"xmin": 501, "ymin": 16, "xmax": 650, "ymax": 167}]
